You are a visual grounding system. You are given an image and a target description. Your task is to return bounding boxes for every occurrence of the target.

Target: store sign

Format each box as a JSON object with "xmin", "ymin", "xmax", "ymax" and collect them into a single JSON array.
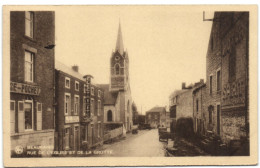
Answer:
[
  {"xmin": 65, "ymin": 116, "xmax": 79, "ymax": 123},
  {"xmin": 10, "ymin": 82, "xmax": 40, "ymax": 95},
  {"xmin": 222, "ymin": 78, "xmax": 246, "ymax": 107}
]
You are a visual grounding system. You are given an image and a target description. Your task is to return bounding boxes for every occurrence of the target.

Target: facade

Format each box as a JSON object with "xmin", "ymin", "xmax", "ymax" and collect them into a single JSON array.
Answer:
[
  {"xmin": 145, "ymin": 106, "xmax": 166, "ymax": 128},
  {"xmin": 55, "ymin": 61, "xmax": 104, "ymax": 151},
  {"xmin": 169, "ymin": 83, "xmax": 193, "ymax": 120},
  {"xmin": 98, "ymin": 23, "xmax": 133, "ymax": 132},
  {"xmin": 192, "ymin": 83, "xmax": 206, "ymax": 135},
  {"xmin": 205, "ymin": 12, "xmax": 249, "ymax": 145},
  {"xmin": 10, "ymin": 11, "xmax": 55, "ymax": 156}
]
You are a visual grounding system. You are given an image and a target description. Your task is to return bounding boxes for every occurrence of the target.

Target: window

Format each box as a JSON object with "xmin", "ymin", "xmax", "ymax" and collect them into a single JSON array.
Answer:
[
  {"xmin": 24, "ymin": 101, "xmax": 33, "ymax": 130},
  {"xmin": 64, "ymin": 128, "xmax": 70, "ymax": 149},
  {"xmin": 91, "ymin": 87, "xmax": 94, "ymax": 96},
  {"xmin": 107, "ymin": 110, "xmax": 112, "ymax": 122},
  {"xmin": 155, "ymin": 115, "xmax": 158, "ymax": 119},
  {"xmin": 115, "ymin": 64, "xmax": 120, "ymax": 75},
  {"xmin": 25, "ymin": 51, "xmax": 34, "ymax": 82},
  {"xmin": 84, "ymin": 84, "xmax": 87, "ymax": 93},
  {"xmin": 97, "ymin": 100, "xmax": 101, "ymax": 116},
  {"xmin": 65, "ymin": 77, "xmax": 70, "ymax": 89},
  {"xmin": 36, "ymin": 103, "xmax": 42, "ymax": 131},
  {"xmin": 98, "ymin": 122, "xmax": 101, "ymax": 137},
  {"xmin": 25, "ymin": 11, "xmax": 34, "ymax": 38},
  {"xmin": 65, "ymin": 93, "xmax": 71, "ymax": 115},
  {"xmin": 74, "ymin": 95, "xmax": 79, "ymax": 115},
  {"xmin": 229, "ymin": 46, "xmax": 236, "ymax": 82},
  {"xmin": 216, "ymin": 69, "xmax": 221, "ymax": 91},
  {"xmin": 90, "ymin": 99, "xmax": 94, "ymax": 116},
  {"xmin": 98, "ymin": 90, "xmax": 101, "ymax": 97},
  {"xmin": 10, "ymin": 101, "xmax": 15, "ymax": 134},
  {"xmin": 208, "ymin": 105, "xmax": 214, "ymax": 124},
  {"xmin": 83, "ymin": 97, "xmax": 87, "ymax": 116},
  {"xmin": 75, "ymin": 81, "xmax": 79, "ymax": 91},
  {"xmin": 149, "ymin": 114, "xmax": 151, "ymax": 119},
  {"xmin": 209, "ymin": 75, "xmax": 213, "ymax": 94},
  {"xmin": 196, "ymin": 99, "xmax": 199, "ymax": 112}
]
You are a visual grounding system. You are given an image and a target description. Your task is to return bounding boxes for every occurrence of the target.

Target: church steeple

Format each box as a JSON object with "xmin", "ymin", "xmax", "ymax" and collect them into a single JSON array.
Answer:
[{"xmin": 115, "ymin": 22, "xmax": 124, "ymax": 55}]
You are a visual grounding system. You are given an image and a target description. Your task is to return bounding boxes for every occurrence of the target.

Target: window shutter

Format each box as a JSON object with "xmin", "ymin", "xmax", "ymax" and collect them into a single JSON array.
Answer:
[
  {"xmin": 36, "ymin": 102, "xmax": 42, "ymax": 130},
  {"xmin": 18, "ymin": 101, "xmax": 25, "ymax": 133},
  {"xmin": 10, "ymin": 101, "xmax": 15, "ymax": 134}
]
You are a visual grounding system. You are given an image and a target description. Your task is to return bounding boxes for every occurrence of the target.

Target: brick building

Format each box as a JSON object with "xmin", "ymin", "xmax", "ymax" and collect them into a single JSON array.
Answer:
[
  {"xmin": 205, "ymin": 12, "xmax": 249, "ymax": 149},
  {"xmin": 145, "ymin": 106, "xmax": 166, "ymax": 128},
  {"xmin": 10, "ymin": 11, "xmax": 55, "ymax": 156},
  {"xmin": 55, "ymin": 61, "xmax": 104, "ymax": 151}
]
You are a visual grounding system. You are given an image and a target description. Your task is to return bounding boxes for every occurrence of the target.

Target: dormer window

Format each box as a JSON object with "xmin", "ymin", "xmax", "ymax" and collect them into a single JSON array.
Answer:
[{"xmin": 115, "ymin": 64, "xmax": 120, "ymax": 75}]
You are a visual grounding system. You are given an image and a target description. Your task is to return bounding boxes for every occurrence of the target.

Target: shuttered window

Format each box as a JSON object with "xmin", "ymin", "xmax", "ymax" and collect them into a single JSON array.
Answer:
[
  {"xmin": 18, "ymin": 101, "xmax": 25, "ymax": 133},
  {"xmin": 10, "ymin": 101, "xmax": 15, "ymax": 134},
  {"xmin": 36, "ymin": 103, "xmax": 42, "ymax": 130}
]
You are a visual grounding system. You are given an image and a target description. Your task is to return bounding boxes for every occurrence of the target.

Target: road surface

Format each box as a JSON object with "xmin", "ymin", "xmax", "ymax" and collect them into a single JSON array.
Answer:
[{"xmin": 94, "ymin": 129, "xmax": 166, "ymax": 157}]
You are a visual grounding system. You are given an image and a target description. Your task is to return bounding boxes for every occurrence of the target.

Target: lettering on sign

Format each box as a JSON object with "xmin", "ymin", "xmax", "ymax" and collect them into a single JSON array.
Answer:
[
  {"xmin": 222, "ymin": 78, "xmax": 246, "ymax": 107},
  {"xmin": 65, "ymin": 116, "xmax": 79, "ymax": 123},
  {"xmin": 10, "ymin": 82, "xmax": 41, "ymax": 95}
]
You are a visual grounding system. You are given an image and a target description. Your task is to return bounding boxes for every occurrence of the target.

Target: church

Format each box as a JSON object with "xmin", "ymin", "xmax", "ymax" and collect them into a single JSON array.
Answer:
[{"xmin": 98, "ymin": 23, "xmax": 133, "ymax": 132}]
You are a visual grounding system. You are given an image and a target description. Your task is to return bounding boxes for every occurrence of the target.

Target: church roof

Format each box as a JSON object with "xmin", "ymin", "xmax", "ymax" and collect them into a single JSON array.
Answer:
[
  {"xmin": 115, "ymin": 22, "xmax": 124, "ymax": 55},
  {"xmin": 97, "ymin": 84, "xmax": 118, "ymax": 105}
]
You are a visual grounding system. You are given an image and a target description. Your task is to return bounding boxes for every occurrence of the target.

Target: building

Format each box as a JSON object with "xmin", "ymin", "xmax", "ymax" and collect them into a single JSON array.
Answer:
[
  {"xmin": 145, "ymin": 106, "xmax": 166, "ymax": 128},
  {"xmin": 97, "ymin": 23, "xmax": 133, "ymax": 132},
  {"xmin": 169, "ymin": 83, "xmax": 194, "ymax": 120},
  {"xmin": 205, "ymin": 12, "xmax": 249, "ymax": 149},
  {"xmin": 55, "ymin": 61, "xmax": 104, "ymax": 151},
  {"xmin": 192, "ymin": 82, "xmax": 206, "ymax": 135},
  {"xmin": 10, "ymin": 11, "xmax": 55, "ymax": 156}
]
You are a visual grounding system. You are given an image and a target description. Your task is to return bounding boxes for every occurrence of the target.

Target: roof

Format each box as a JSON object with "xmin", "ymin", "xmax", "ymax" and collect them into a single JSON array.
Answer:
[
  {"xmin": 115, "ymin": 23, "xmax": 124, "ymax": 55},
  {"xmin": 146, "ymin": 106, "xmax": 166, "ymax": 113},
  {"xmin": 55, "ymin": 60, "xmax": 85, "ymax": 81},
  {"xmin": 193, "ymin": 83, "xmax": 206, "ymax": 94},
  {"xmin": 169, "ymin": 89, "xmax": 191, "ymax": 99},
  {"xmin": 97, "ymin": 84, "xmax": 118, "ymax": 105}
]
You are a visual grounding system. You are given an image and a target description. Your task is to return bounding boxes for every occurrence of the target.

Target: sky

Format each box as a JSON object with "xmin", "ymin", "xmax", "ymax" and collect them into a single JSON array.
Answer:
[{"xmin": 55, "ymin": 6, "xmax": 214, "ymax": 115}]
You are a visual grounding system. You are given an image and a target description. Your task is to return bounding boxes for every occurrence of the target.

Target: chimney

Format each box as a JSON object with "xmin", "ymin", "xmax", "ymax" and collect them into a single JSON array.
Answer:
[
  {"xmin": 72, "ymin": 65, "xmax": 79, "ymax": 72},
  {"xmin": 200, "ymin": 79, "xmax": 204, "ymax": 84},
  {"xmin": 182, "ymin": 82, "xmax": 186, "ymax": 89}
]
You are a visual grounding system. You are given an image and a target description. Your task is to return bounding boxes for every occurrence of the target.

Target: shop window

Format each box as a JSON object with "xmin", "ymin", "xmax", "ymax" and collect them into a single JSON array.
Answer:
[
  {"xmin": 65, "ymin": 77, "xmax": 70, "ymax": 89},
  {"xmin": 25, "ymin": 11, "xmax": 34, "ymax": 38},
  {"xmin": 24, "ymin": 101, "xmax": 33, "ymax": 130},
  {"xmin": 25, "ymin": 51, "xmax": 34, "ymax": 82},
  {"xmin": 64, "ymin": 128, "xmax": 70, "ymax": 150}
]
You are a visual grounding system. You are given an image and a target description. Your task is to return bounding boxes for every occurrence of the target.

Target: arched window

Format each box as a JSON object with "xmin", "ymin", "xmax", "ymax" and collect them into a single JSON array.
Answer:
[
  {"xmin": 107, "ymin": 110, "xmax": 112, "ymax": 122},
  {"xmin": 115, "ymin": 64, "xmax": 120, "ymax": 75}
]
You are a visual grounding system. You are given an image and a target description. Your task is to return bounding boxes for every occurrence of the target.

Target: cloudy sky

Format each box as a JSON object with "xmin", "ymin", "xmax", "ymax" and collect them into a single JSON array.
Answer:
[{"xmin": 55, "ymin": 6, "xmax": 214, "ymax": 114}]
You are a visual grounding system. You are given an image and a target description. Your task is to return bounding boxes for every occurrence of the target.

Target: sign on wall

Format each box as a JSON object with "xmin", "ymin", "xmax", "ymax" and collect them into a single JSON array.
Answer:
[
  {"xmin": 10, "ymin": 81, "xmax": 41, "ymax": 95},
  {"xmin": 222, "ymin": 77, "xmax": 246, "ymax": 107},
  {"xmin": 65, "ymin": 116, "xmax": 79, "ymax": 123}
]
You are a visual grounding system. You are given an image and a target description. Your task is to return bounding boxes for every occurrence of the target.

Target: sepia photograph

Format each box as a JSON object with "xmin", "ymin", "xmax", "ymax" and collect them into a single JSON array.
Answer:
[{"xmin": 3, "ymin": 5, "xmax": 258, "ymax": 167}]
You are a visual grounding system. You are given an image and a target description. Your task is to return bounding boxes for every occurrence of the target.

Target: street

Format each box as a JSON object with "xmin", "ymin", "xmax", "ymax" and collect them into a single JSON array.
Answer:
[{"xmin": 94, "ymin": 129, "xmax": 166, "ymax": 157}]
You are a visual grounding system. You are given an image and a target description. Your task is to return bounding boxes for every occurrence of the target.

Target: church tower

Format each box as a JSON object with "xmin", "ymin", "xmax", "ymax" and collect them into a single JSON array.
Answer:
[{"xmin": 109, "ymin": 23, "xmax": 129, "ymax": 92}]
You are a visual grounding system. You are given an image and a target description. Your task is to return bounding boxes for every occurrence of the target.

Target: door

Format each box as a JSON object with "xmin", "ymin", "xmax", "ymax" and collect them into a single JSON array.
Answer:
[
  {"xmin": 217, "ymin": 105, "xmax": 220, "ymax": 135},
  {"xmin": 74, "ymin": 126, "xmax": 79, "ymax": 151}
]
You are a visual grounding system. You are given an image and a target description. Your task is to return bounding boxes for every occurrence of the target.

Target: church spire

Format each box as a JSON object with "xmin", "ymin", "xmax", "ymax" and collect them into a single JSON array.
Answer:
[{"xmin": 115, "ymin": 22, "xmax": 124, "ymax": 55}]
